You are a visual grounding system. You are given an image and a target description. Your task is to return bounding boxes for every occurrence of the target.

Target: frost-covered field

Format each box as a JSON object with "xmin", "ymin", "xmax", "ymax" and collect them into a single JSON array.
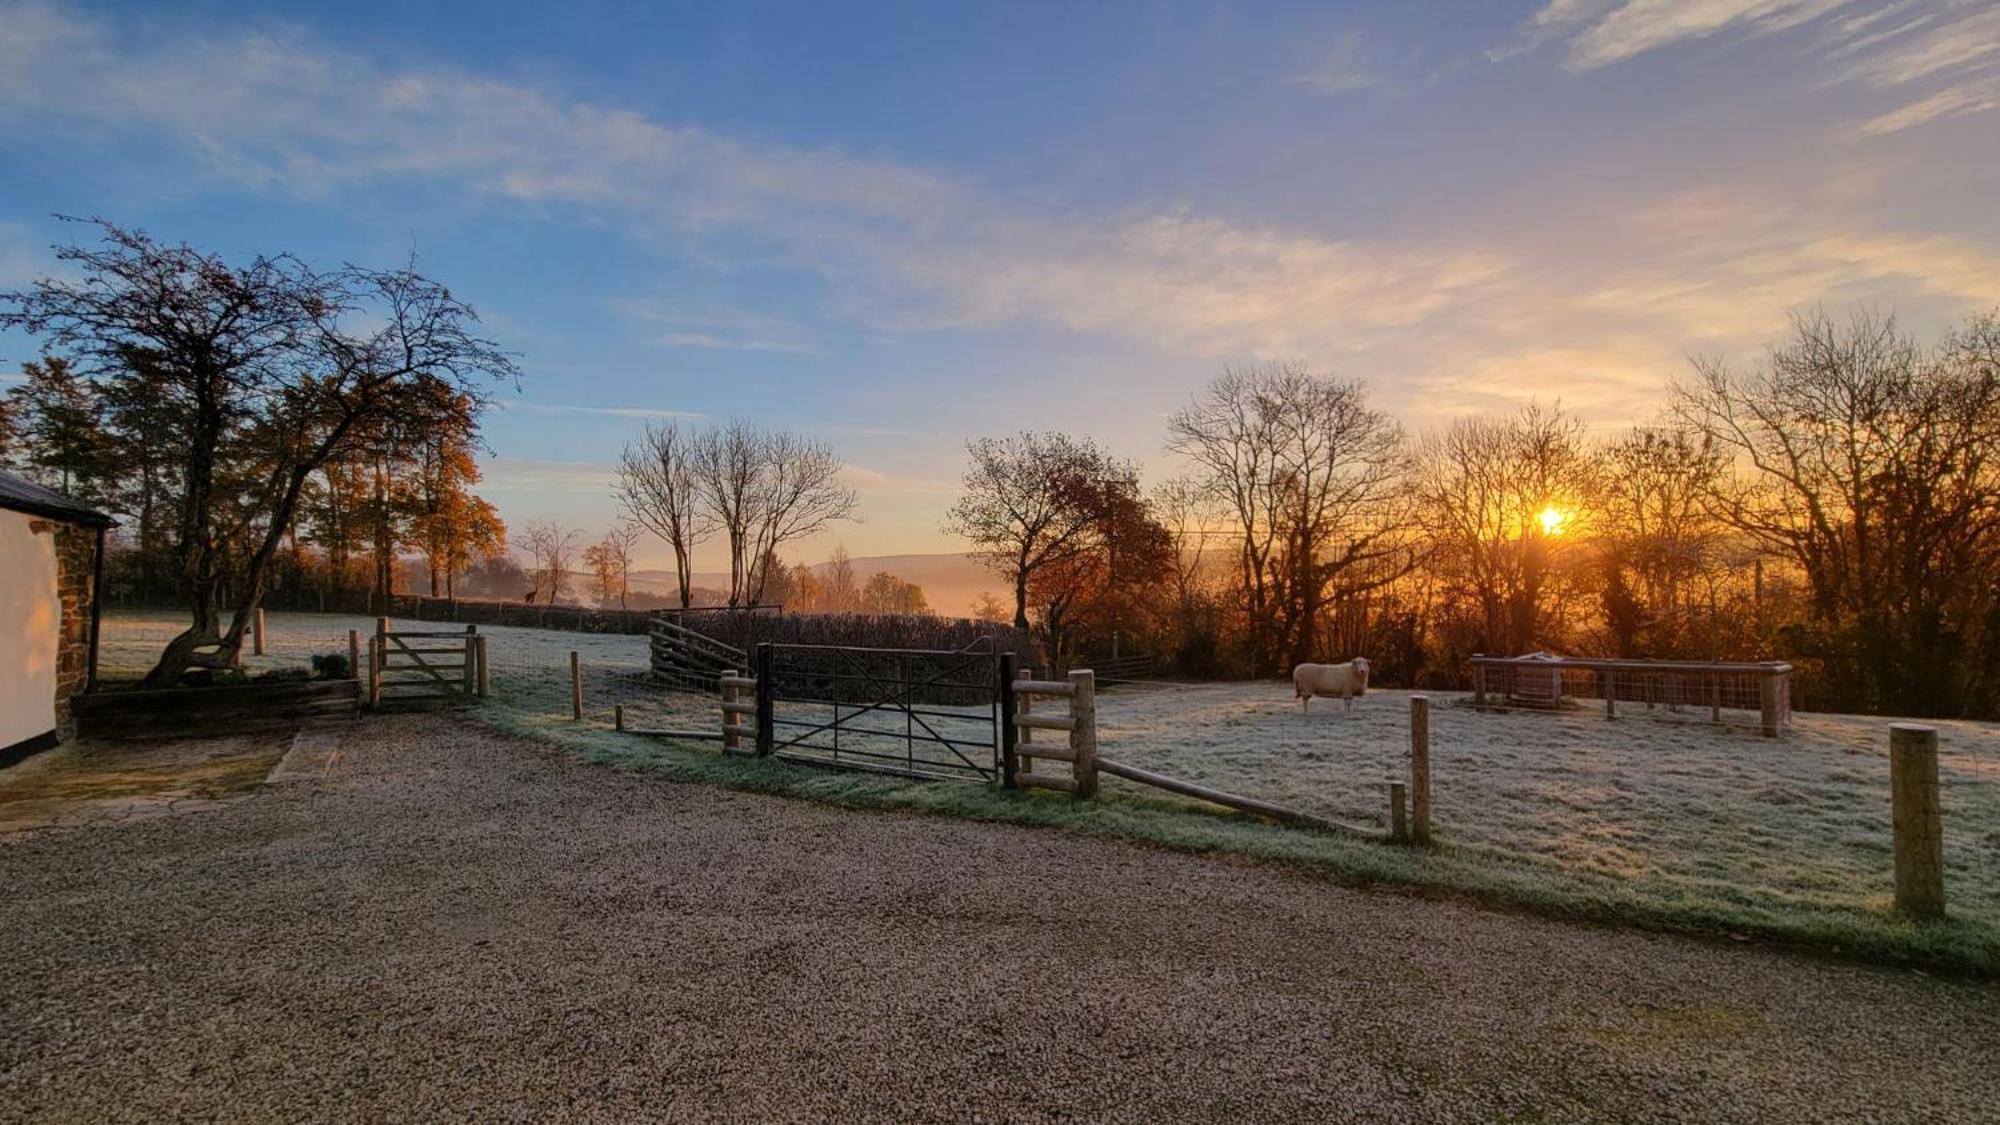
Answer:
[
  {"xmin": 99, "ymin": 609, "xmax": 2000, "ymax": 936},
  {"xmin": 1097, "ymin": 681, "xmax": 2000, "ymax": 931}
]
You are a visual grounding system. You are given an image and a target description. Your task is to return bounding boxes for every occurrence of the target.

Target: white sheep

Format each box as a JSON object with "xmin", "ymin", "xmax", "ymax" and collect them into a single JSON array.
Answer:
[{"xmin": 1293, "ymin": 658, "xmax": 1370, "ymax": 712}]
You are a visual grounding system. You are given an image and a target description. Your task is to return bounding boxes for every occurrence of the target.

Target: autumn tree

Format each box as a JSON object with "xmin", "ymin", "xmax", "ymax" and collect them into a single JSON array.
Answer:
[
  {"xmin": 582, "ymin": 524, "xmax": 641, "ymax": 608},
  {"xmin": 861, "ymin": 572, "xmax": 932, "ymax": 615},
  {"xmin": 0, "ymin": 219, "xmax": 517, "ymax": 685},
  {"xmin": 945, "ymin": 431, "xmax": 1133, "ymax": 631}
]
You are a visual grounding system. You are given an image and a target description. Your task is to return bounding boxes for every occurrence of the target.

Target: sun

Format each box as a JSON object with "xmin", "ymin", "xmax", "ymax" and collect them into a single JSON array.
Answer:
[{"xmin": 1538, "ymin": 506, "xmax": 1567, "ymax": 535}]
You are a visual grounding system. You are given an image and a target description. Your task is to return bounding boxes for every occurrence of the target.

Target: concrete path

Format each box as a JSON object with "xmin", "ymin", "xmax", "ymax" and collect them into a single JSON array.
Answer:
[{"xmin": 0, "ymin": 715, "xmax": 1993, "ymax": 1122}]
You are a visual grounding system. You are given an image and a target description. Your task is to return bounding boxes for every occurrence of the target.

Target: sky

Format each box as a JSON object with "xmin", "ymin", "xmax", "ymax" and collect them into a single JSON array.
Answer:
[{"xmin": 1, "ymin": 0, "xmax": 1997, "ymax": 571}]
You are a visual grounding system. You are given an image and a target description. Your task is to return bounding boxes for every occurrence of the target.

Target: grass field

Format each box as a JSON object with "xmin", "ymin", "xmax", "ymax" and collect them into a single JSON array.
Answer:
[{"xmin": 98, "ymin": 608, "xmax": 2000, "ymax": 971}]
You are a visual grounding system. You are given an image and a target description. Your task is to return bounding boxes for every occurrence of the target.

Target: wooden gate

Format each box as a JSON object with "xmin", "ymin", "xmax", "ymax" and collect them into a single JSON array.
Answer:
[{"xmin": 371, "ymin": 619, "xmax": 482, "ymax": 705}]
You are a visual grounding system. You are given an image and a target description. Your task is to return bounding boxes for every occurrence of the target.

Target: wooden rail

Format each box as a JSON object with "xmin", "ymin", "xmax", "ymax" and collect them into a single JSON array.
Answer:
[{"xmin": 1094, "ymin": 757, "xmax": 1372, "ymax": 837}]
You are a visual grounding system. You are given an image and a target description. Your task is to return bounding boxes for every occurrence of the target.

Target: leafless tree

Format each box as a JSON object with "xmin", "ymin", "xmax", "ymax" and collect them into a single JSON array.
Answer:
[
  {"xmin": 517, "ymin": 520, "xmax": 580, "ymax": 605},
  {"xmin": 744, "ymin": 429, "xmax": 860, "ymax": 605},
  {"xmin": 1674, "ymin": 308, "xmax": 2000, "ymax": 715},
  {"xmin": 617, "ymin": 420, "xmax": 711, "ymax": 608},
  {"xmin": 1167, "ymin": 364, "xmax": 1416, "ymax": 671},
  {"xmin": 1412, "ymin": 403, "xmax": 1595, "ymax": 658}
]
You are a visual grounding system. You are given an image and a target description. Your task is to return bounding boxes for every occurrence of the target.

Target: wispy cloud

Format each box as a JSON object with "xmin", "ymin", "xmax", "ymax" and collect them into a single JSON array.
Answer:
[
  {"xmin": 1498, "ymin": 1, "xmax": 2000, "ymax": 138},
  {"xmin": 1291, "ymin": 33, "xmax": 1381, "ymax": 94}
]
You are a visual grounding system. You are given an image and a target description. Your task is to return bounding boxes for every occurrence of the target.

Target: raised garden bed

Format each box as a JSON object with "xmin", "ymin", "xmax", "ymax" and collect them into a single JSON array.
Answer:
[{"xmin": 72, "ymin": 679, "xmax": 361, "ymax": 740}]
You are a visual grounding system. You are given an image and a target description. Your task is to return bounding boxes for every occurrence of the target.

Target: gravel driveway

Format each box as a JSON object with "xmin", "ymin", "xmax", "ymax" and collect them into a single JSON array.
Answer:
[{"xmin": 1, "ymin": 715, "xmax": 1995, "ymax": 1122}]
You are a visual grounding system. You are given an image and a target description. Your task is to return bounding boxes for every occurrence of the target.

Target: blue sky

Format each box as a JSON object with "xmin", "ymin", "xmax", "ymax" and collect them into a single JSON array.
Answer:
[{"xmin": 2, "ymin": 0, "xmax": 1997, "ymax": 569}]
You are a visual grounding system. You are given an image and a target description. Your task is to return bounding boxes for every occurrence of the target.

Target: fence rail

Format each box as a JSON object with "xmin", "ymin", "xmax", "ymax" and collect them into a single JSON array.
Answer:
[{"xmin": 1470, "ymin": 654, "xmax": 1793, "ymax": 735}]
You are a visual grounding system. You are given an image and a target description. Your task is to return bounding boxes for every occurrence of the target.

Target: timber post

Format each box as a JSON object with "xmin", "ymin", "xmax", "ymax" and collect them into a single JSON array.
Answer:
[
  {"xmin": 475, "ymin": 636, "xmax": 490, "ymax": 698},
  {"xmin": 366, "ymin": 636, "xmax": 380, "ymax": 708},
  {"xmin": 754, "ymin": 643, "xmax": 775, "ymax": 756},
  {"xmin": 1410, "ymin": 694, "xmax": 1432, "ymax": 845},
  {"xmin": 1890, "ymin": 723, "xmax": 1945, "ymax": 919},
  {"xmin": 253, "ymin": 607, "xmax": 266, "ymax": 657},
  {"xmin": 347, "ymin": 629, "xmax": 360, "ymax": 684},
  {"xmin": 1069, "ymin": 669, "xmax": 1098, "ymax": 798},
  {"xmin": 1389, "ymin": 781, "xmax": 1408, "ymax": 843},
  {"xmin": 1759, "ymin": 673, "xmax": 1782, "ymax": 738},
  {"xmin": 569, "ymin": 651, "xmax": 583, "ymax": 721},
  {"xmin": 461, "ymin": 625, "xmax": 476, "ymax": 697},
  {"xmin": 998, "ymin": 652, "xmax": 1019, "ymax": 790},
  {"xmin": 1471, "ymin": 656, "xmax": 1486, "ymax": 707}
]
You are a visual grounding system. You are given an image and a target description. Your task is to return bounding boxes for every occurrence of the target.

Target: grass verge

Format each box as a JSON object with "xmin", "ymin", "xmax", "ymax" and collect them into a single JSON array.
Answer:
[{"xmin": 481, "ymin": 705, "xmax": 2000, "ymax": 979}]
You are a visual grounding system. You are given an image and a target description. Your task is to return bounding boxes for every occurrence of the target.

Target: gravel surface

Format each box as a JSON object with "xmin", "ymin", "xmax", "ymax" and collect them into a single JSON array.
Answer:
[{"xmin": 1, "ymin": 715, "xmax": 1995, "ymax": 1123}]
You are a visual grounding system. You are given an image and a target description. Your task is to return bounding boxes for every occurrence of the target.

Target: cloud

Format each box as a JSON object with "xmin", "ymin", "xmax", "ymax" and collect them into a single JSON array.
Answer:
[
  {"xmin": 1857, "ymin": 79, "xmax": 2000, "ymax": 134},
  {"xmin": 1498, "ymin": 2, "xmax": 2000, "ymax": 139},
  {"xmin": 3, "ymin": 1, "xmax": 1996, "ymax": 438},
  {"xmin": 1291, "ymin": 33, "xmax": 1380, "ymax": 94},
  {"xmin": 1507, "ymin": 0, "xmax": 1850, "ymax": 69}
]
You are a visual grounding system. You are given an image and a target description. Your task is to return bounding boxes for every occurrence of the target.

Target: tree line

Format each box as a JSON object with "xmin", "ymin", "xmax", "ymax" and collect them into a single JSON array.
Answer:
[{"xmin": 947, "ymin": 309, "xmax": 2000, "ymax": 719}]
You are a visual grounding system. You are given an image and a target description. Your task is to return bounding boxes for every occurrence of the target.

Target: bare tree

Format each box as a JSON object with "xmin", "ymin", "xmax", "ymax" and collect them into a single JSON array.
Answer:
[
  {"xmin": 687, "ymin": 421, "xmax": 857, "ymax": 606},
  {"xmin": 517, "ymin": 520, "xmax": 580, "ymax": 605},
  {"xmin": 1413, "ymin": 403, "xmax": 1595, "ymax": 658},
  {"xmin": 1167, "ymin": 364, "xmax": 1416, "ymax": 671},
  {"xmin": 616, "ymin": 420, "xmax": 710, "ymax": 608},
  {"xmin": 821, "ymin": 544, "xmax": 859, "ymax": 613},
  {"xmin": 1674, "ymin": 308, "xmax": 2000, "ymax": 715},
  {"xmin": 582, "ymin": 523, "xmax": 642, "ymax": 608},
  {"xmin": 744, "ymin": 429, "xmax": 859, "ymax": 605}
]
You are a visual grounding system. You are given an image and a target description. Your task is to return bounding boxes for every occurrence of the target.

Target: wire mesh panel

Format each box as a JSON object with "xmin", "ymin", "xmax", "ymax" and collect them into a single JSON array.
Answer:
[
  {"xmin": 760, "ymin": 644, "xmax": 1004, "ymax": 782},
  {"xmin": 1471, "ymin": 656, "xmax": 1793, "ymax": 734}
]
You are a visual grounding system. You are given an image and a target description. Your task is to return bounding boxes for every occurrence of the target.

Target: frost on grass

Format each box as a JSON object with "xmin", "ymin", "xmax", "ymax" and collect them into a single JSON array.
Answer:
[
  {"xmin": 98, "ymin": 610, "xmax": 2000, "ymax": 938},
  {"xmin": 1096, "ymin": 681, "xmax": 2000, "ymax": 932}
]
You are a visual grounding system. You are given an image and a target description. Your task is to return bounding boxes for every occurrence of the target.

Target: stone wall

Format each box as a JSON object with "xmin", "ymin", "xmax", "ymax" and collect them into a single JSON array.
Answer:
[{"xmin": 38, "ymin": 519, "xmax": 98, "ymax": 742}]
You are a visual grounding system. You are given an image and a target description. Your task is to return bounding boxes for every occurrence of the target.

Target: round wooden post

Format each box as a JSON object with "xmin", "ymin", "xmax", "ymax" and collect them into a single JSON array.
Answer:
[
  {"xmin": 461, "ymin": 626, "xmax": 476, "ymax": 696},
  {"xmin": 252, "ymin": 607, "xmax": 266, "ymax": 656},
  {"xmin": 1604, "ymin": 670, "xmax": 1616, "ymax": 719},
  {"xmin": 475, "ymin": 636, "xmax": 490, "ymax": 698},
  {"xmin": 1410, "ymin": 694, "xmax": 1432, "ymax": 845},
  {"xmin": 1389, "ymin": 781, "xmax": 1408, "ymax": 842},
  {"xmin": 1890, "ymin": 723, "xmax": 1945, "ymax": 919},
  {"xmin": 569, "ymin": 650, "xmax": 583, "ymax": 721},
  {"xmin": 1069, "ymin": 669, "xmax": 1098, "ymax": 799},
  {"xmin": 1471, "ymin": 658, "xmax": 1486, "ymax": 707},
  {"xmin": 347, "ymin": 629, "xmax": 360, "ymax": 682},
  {"xmin": 615, "ymin": 704, "xmax": 625, "ymax": 732},
  {"xmin": 366, "ymin": 637, "xmax": 380, "ymax": 707},
  {"xmin": 721, "ymin": 668, "xmax": 740, "ymax": 752},
  {"xmin": 1016, "ymin": 666, "xmax": 1034, "ymax": 776}
]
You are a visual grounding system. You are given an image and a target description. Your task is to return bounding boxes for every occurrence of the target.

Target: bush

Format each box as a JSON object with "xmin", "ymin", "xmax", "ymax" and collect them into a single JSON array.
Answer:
[{"xmin": 311, "ymin": 651, "xmax": 353, "ymax": 680}]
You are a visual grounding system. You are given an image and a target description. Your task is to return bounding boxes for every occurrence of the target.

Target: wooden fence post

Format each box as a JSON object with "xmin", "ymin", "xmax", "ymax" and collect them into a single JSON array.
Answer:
[
  {"xmin": 998, "ymin": 652, "xmax": 1019, "ymax": 790},
  {"xmin": 754, "ymin": 644, "xmax": 775, "ymax": 756},
  {"xmin": 475, "ymin": 636, "xmax": 490, "ymax": 698},
  {"xmin": 1471, "ymin": 657, "xmax": 1486, "ymax": 706},
  {"xmin": 1389, "ymin": 781, "xmax": 1408, "ymax": 842},
  {"xmin": 1069, "ymin": 669, "xmax": 1097, "ymax": 798},
  {"xmin": 569, "ymin": 650, "xmax": 583, "ymax": 721},
  {"xmin": 1410, "ymin": 694, "xmax": 1432, "ymax": 846},
  {"xmin": 615, "ymin": 704, "xmax": 625, "ymax": 732},
  {"xmin": 252, "ymin": 607, "xmax": 266, "ymax": 657},
  {"xmin": 1890, "ymin": 723, "xmax": 1945, "ymax": 919},
  {"xmin": 347, "ymin": 629, "xmax": 360, "ymax": 682},
  {"xmin": 1604, "ymin": 670, "xmax": 1617, "ymax": 719},
  {"xmin": 375, "ymin": 617, "xmax": 389, "ymax": 679},
  {"xmin": 1759, "ymin": 672, "xmax": 1782, "ymax": 738},
  {"xmin": 721, "ymin": 669, "xmax": 741, "ymax": 752},
  {"xmin": 366, "ymin": 637, "xmax": 380, "ymax": 708},
  {"xmin": 1016, "ymin": 667, "xmax": 1035, "ymax": 776},
  {"xmin": 461, "ymin": 625, "xmax": 476, "ymax": 696}
]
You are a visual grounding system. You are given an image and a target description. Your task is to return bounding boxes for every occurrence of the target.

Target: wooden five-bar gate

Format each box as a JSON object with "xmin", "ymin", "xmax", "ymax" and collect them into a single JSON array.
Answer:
[{"xmin": 367, "ymin": 618, "xmax": 489, "ymax": 706}]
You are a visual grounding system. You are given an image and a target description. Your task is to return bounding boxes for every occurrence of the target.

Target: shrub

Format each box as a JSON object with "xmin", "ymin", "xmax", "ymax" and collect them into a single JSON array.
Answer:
[{"xmin": 311, "ymin": 651, "xmax": 353, "ymax": 680}]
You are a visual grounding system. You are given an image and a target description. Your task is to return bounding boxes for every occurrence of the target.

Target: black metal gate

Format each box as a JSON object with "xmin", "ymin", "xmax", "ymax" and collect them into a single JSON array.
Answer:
[{"xmin": 753, "ymin": 642, "xmax": 1013, "ymax": 783}]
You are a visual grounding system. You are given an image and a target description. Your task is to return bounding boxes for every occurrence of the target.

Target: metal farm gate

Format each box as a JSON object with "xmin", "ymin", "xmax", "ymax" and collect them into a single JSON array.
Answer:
[{"xmin": 753, "ymin": 642, "xmax": 1012, "ymax": 782}]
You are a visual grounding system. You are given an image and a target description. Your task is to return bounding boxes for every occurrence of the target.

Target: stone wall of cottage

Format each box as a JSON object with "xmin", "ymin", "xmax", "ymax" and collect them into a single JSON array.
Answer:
[{"xmin": 37, "ymin": 519, "xmax": 98, "ymax": 741}]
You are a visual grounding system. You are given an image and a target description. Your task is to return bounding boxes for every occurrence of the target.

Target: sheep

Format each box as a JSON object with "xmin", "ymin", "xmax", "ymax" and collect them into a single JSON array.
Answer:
[{"xmin": 1293, "ymin": 658, "xmax": 1370, "ymax": 712}]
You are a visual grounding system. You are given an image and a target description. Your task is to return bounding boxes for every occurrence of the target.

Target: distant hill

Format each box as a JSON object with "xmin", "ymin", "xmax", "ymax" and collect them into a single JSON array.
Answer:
[{"xmin": 629, "ymin": 552, "xmax": 1002, "ymax": 617}]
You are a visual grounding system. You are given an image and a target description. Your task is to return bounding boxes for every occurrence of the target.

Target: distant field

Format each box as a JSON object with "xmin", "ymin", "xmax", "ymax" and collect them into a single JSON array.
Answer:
[{"xmin": 100, "ymin": 609, "xmax": 2000, "ymax": 961}]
